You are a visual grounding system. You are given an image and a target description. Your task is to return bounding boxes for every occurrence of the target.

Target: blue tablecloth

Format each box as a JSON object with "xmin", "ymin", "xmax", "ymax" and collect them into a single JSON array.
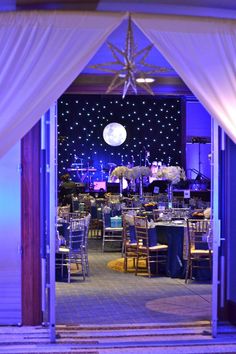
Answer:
[
  {"xmin": 91, "ymin": 205, "xmax": 97, "ymax": 219},
  {"xmin": 155, "ymin": 224, "xmax": 211, "ymax": 280},
  {"xmin": 155, "ymin": 225, "xmax": 185, "ymax": 278},
  {"xmin": 129, "ymin": 225, "xmax": 157, "ymax": 247},
  {"xmin": 128, "ymin": 224, "xmax": 182, "ymax": 277}
]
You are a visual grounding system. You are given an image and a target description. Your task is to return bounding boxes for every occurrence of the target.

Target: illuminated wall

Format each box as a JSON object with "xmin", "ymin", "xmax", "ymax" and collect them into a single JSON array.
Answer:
[
  {"xmin": 186, "ymin": 100, "xmax": 211, "ymax": 179},
  {"xmin": 58, "ymin": 94, "xmax": 183, "ymax": 182},
  {"xmin": 0, "ymin": 142, "xmax": 21, "ymax": 324}
]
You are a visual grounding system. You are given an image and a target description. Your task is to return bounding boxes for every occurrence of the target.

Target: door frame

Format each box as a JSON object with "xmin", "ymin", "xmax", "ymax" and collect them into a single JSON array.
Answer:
[
  {"xmin": 21, "ymin": 101, "xmax": 229, "ymax": 340},
  {"xmin": 40, "ymin": 106, "xmax": 57, "ymax": 342},
  {"xmin": 211, "ymin": 119, "xmax": 221, "ymax": 337}
]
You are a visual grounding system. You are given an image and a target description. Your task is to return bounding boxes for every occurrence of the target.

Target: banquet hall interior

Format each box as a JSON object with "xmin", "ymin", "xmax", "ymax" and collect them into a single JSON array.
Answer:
[
  {"xmin": 3, "ymin": 0, "xmax": 236, "ymax": 349},
  {"xmin": 1, "ymin": 1, "xmax": 236, "ymax": 349},
  {"xmin": 55, "ymin": 17, "xmax": 212, "ymax": 327}
]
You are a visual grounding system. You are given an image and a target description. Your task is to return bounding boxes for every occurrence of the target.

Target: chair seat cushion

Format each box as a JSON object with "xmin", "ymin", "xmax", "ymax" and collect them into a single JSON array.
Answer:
[
  {"xmin": 191, "ymin": 249, "xmax": 211, "ymax": 255},
  {"xmin": 140, "ymin": 244, "xmax": 168, "ymax": 250},
  {"xmin": 126, "ymin": 241, "xmax": 137, "ymax": 246},
  {"xmin": 105, "ymin": 227, "xmax": 123, "ymax": 231},
  {"xmin": 58, "ymin": 246, "xmax": 69, "ymax": 253}
]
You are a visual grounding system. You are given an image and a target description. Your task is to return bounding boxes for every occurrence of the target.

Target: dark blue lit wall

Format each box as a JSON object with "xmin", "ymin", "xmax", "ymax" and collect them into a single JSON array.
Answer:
[
  {"xmin": 186, "ymin": 101, "xmax": 211, "ymax": 179},
  {"xmin": 58, "ymin": 94, "xmax": 183, "ymax": 182}
]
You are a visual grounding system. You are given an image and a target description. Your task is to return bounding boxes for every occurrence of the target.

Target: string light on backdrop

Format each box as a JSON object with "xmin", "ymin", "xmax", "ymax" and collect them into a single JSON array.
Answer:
[
  {"xmin": 58, "ymin": 95, "xmax": 183, "ymax": 182},
  {"xmin": 89, "ymin": 15, "xmax": 173, "ymax": 98}
]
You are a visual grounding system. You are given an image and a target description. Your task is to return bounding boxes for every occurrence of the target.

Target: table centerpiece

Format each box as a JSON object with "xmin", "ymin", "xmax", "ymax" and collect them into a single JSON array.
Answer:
[{"xmin": 158, "ymin": 165, "xmax": 186, "ymax": 207}]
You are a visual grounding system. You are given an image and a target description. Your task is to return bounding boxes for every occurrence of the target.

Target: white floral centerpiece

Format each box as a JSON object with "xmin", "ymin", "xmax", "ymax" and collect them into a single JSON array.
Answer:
[
  {"xmin": 125, "ymin": 167, "xmax": 136, "ymax": 180},
  {"xmin": 111, "ymin": 166, "xmax": 129, "ymax": 196},
  {"xmin": 127, "ymin": 166, "xmax": 151, "ymax": 198},
  {"xmin": 130, "ymin": 166, "xmax": 151, "ymax": 179},
  {"xmin": 156, "ymin": 165, "xmax": 186, "ymax": 207},
  {"xmin": 111, "ymin": 166, "xmax": 129, "ymax": 179},
  {"xmin": 139, "ymin": 166, "xmax": 152, "ymax": 177},
  {"xmin": 158, "ymin": 166, "xmax": 186, "ymax": 184}
]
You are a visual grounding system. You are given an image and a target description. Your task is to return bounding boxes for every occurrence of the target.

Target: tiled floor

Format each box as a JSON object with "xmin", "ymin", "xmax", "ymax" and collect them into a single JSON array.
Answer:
[{"xmin": 56, "ymin": 239, "xmax": 212, "ymax": 326}]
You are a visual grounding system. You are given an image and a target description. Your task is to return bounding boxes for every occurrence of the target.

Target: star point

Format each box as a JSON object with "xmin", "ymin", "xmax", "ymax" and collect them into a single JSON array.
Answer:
[{"xmin": 89, "ymin": 15, "xmax": 173, "ymax": 98}]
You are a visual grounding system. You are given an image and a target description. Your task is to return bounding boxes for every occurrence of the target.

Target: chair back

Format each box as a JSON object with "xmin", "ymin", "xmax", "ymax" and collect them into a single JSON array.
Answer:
[
  {"xmin": 122, "ymin": 213, "xmax": 134, "ymax": 242},
  {"xmin": 72, "ymin": 197, "xmax": 80, "ymax": 212},
  {"xmin": 102, "ymin": 207, "xmax": 111, "ymax": 228},
  {"xmin": 187, "ymin": 218, "xmax": 212, "ymax": 252},
  {"xmin": 83, "ymin": 213, "xmax": 91, "ymax": 248},
  {"xmin": 134, "ymin": 216, "xmax": 149, "ymax": 247},
  {"xmin": 58, "ymin": 204, "xmax": 70, "ymax": 219},
  {"xmin": 122, "ymin": 213, "xmax": 129, "ymax": 238},
  {"xmin": 69, "ymin": 218, "xmax": 86, "ymax": 253},
  {"xmin": 62, "ymin": 211, "xmax": 84, "ymax": 223}
]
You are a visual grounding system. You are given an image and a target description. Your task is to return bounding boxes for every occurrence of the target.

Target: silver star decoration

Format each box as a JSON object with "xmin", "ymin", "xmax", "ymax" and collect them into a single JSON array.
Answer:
[{"xmin": 89, "ymin": 15, "xmax": 173, "ymax": 98}]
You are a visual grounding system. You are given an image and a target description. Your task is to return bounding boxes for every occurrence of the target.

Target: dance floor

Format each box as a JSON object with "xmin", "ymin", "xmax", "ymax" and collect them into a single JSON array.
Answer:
[{"xmin": 56, "ymin": 239, "xmax": 211, "ymax": 326}]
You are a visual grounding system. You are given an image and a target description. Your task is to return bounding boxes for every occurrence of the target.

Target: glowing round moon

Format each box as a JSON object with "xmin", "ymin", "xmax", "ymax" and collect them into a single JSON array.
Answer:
[{"xmin": 103, "ymin": 122, "xmax": 127, "ymax": 146}]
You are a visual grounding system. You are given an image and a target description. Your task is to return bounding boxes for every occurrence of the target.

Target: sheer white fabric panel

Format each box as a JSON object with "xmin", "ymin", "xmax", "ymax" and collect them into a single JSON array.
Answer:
[
  {"xmin": 0, "ymin": 11, "xmax": 125, "ymax": 157},
  {"xmin": 133, "ymin": 14, "xmax": 236, "ymax": 143}
]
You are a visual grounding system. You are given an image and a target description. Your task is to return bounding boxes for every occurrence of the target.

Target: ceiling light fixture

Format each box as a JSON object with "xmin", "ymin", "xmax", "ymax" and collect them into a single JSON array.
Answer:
[
  {"xmin": 136, "ymin": 78, "xmax": 155, "ymax": 83},
  {"xmin": 89, "ymin": 15, "xmax": 173, "ymax": 98}
]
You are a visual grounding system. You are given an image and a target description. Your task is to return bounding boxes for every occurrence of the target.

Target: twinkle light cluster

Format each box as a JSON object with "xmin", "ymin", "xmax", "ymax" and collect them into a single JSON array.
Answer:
[{"xmin": 58, "ymin": 94, "xmax": 183, "ymax": 182}]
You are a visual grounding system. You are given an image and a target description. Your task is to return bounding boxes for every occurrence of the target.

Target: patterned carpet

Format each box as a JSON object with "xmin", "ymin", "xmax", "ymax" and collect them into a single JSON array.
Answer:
[
  {"xmin": 56, "ymin": 240, "xmax": 212, "ymax": 326},
  {"xmin": 146, "ymin": 294, "xmax": 212, "ymax": 320},
  {"xmin": 107, "ymin": 257, "xmax": 146, "ymax": 273}
]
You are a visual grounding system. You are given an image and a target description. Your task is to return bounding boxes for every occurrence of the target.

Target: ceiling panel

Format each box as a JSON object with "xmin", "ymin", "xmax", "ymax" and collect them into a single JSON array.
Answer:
[
  {"xmin": 15, "ymin": 0, "xmax": 236, "ymax": 97},
  {"xmin": 69, "ymin": 18, "xmax": 188, "ymax": 96},
  {"xmin": 16, "ymin": 0, "xmax": 236, "ymax": 11}
]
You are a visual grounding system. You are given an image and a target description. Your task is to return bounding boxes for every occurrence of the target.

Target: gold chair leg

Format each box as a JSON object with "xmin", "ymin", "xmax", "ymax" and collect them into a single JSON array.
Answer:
[
  {"xmin": 135, "ymin": 254, "xmax": 139, "ymax": 276},
  {"xmin": 190, "ymin": 260, "xmax": 193, "ymax": 281},
  {"xmin": 124, "ymin": 256, "xmax": 127, "ymax": 272},
  {"xmin": 185, "ymin": 260, "xmax": 190, "ymax": 284},
  {"xmin": 67, "ymin": 260, "xmax": 71, "ymax": 283},
  {"xmin": 147, "ymin": 258, "xmax": 151, "ymax": 278}
]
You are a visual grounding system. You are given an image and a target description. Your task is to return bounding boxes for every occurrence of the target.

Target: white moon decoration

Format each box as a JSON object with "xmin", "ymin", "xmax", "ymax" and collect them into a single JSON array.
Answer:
[{"xmin": 103, "ymin": 122, "xmax": 127, "ymax": 147}]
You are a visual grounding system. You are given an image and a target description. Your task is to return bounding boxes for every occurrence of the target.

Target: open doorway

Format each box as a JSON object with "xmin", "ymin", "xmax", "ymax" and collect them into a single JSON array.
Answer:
[
  {"xmin": 55, "ymin": 93, "xmax": 212, "ymax": 329},
  {"xmin": 4, "ymin": 6, "xmax": 236, "ymax": 342}
]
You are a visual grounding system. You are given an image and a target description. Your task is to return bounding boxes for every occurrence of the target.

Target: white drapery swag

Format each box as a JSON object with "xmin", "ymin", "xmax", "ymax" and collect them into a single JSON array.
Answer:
[
  {"xmin": 133, "ymin": 14, "xmax": 236, "ymax": 143},
  {"xmin": 0, "ymin": 11, "xmax": 125, "ymax": 157}
]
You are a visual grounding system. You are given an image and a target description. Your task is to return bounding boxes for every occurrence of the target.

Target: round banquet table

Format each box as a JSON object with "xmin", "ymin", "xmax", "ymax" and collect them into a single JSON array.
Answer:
[
  {"xmin": 155, "ymin": 221, "xmax": 211, "ymax": 280},
  {"xmin": 155, "ymin": 221, "xmax": 186, "ymax": 278}
]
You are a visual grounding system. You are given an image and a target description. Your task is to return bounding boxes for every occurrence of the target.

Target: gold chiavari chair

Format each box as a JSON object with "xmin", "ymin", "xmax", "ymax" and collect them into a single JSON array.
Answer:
[
  {"xmin": 185, "ymin": 218, "xmax": 213, "ymax": 283},
  {"xmin": 134, "ymin": 216, "xmax": 168, "ymax": 278},
  {"xmin": 122, "ymin": 214, "xmax": 137, "ymax": 272}
]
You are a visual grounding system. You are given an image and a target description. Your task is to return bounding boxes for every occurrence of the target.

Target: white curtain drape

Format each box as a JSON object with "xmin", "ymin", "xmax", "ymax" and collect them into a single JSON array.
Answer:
[
  {"xmin": 133, "ymin": 14, "xmax": 236, "ymax": 143},
  {"xmin": 0, "ymin": 11, "xmax": 125, "ymax": 157}
]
